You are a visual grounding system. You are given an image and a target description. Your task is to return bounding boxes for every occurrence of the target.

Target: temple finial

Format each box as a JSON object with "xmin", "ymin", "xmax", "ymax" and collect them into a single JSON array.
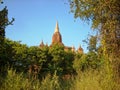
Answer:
[{"xmin": 54, "ymin": 21, "xmax": 59, "ymax": 33}]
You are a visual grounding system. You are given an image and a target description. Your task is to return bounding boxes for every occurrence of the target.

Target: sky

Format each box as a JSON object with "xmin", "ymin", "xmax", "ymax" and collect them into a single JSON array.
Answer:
[{"xmin": 0, "ymin": 0, "xmax": 93, "ymax": 52}]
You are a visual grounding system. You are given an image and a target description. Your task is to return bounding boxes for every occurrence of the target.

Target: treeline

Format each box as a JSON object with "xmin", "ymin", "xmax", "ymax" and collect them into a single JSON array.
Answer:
[
  {"xmin": 1, "ymin": 39, "xmax": 74, "ymax": 76},
  {"xmin": 1, "ymin": 38, "xmax": 103, "ymax": 78},
  {"xmin": 0, "ymin": 38, "xmax": 119, "ymax": 90}
]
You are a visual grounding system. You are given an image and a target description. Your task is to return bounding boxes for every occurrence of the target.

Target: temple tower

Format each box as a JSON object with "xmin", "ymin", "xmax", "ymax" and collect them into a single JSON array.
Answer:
[
  {"xmin": 77, "ymin": 45, "xmax": 83, "ymax": 54},
  {"xmin": 39, "ymin": 40, "xmax": 44, "ymax": 48},
  {"xmin": 51, "ymin": 21, "xmax": 63, "ymax": 45}
]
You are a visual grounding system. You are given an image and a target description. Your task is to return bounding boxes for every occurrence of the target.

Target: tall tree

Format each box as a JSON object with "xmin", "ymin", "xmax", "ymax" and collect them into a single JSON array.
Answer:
[
  {"xmin": 69, "ymin": 0, "xmax": 120, "ymax": 81},
  {"xmin": 70, "ymin": 0, "xmax": 120, "ymax": 56},
  {"xmin": 0, "ymin": 6, "xmax": 9, "ymax": 73},
  {"xmin": 0, "ymin": 2, "xmax": 14, "ymax": 73}
]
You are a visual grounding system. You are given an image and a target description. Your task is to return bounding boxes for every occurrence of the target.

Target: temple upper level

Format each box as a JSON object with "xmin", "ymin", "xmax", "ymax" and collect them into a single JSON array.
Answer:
[{"xmin": 51, "ymin": 21, "xmax": 63, "ymax": 45}]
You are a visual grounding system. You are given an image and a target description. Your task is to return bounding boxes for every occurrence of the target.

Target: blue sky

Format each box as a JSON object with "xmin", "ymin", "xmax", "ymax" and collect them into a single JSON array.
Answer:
[{"xmin": 0, "ymin": 0, "xmax": 93, "ymax": 52}]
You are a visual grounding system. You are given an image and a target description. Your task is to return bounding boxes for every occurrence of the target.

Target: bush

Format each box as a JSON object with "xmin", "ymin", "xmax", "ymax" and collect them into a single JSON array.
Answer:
[
  {"xmin": 0, "ymin": 66, "xmax": 120, "ymax": 90},
  {"xmin": 0, "ymin": 68, "xmax": 41, "ymax": 90}
]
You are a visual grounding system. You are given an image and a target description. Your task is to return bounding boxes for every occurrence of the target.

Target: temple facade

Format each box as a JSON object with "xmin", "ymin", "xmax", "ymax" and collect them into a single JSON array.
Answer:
[{"xmin": 39, "ymin": 21, "xmax": 83, "ymax": 54}]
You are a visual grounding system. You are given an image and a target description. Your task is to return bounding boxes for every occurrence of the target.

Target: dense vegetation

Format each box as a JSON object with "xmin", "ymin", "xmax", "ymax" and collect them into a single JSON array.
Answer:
[
  {"xmin": 0, "ymin": 0, "xmax": 120, "ymax": 90},
  {"xmin": 0, "ymin": 38, "xmax": 119, "ymax": 90},
  {"xmin": 70, "ymin": 0, "xmax": 120, "ymax": 84}
]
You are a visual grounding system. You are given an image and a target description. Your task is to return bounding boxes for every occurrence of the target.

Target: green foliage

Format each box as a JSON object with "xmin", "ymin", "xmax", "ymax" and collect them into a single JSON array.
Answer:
[
  {"xmin": 0, "ymin": 68, "xmax": 41, "ymax": 90},
  {"xmin": 2, "ymin": 39, "xmax": 75, "ymax": 78},
  {"xmin": 49, "ymin": 44, "xmax": 65, "ymax": 75},
  {"xmin": 0, "ymin": 7, "xmax": 9, "ymax": 73},
  {"xmin": 72, "ymin": 70, "xmax": 103, "ymax": 90},
  {"xmin": 87, "ymin": 35, "xmax": 98, "ymax": 52},
  {"xmin": 62, "ymin": 51, "xmax": 75, "ymax": 74},
  {"xmin": 0, "ymin": 68, "xmax": 71, "ymax": 90},
  {"xmin": 0, "ymin": 5, "xmax": 14, "ymax": 74},
  {"xmin": 49, "ymin": 44, "xmax": 64, "ymax": 62},
  {"xmin": 40, "ymin": 71, "xmax": 61, "ymax": 90},
  {"xmin": 73, "ymin": 51, "xmax": 103, "ymax": 73},
  {"xmin": 70, "ymin": 0, "xmax": 120, "ymax": 81},
  {"xmin": 71, "ymin": 69, "xmax": 120, "ymax": 90},
  {"xmin": 48, "ymin": 44, "xmax": 75, "ymax": 75},
  {"xmin": 70, "ymin": 0, "xmax": 120, "ymax": 29},
  {"xmin": 1, "ymin": 66, "xmax": 120, "ymax": 90}
]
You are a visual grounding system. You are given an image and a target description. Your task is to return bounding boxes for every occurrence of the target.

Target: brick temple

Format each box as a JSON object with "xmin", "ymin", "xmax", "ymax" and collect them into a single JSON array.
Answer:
[{"xmin": 39, "ymin": 21, "xmax": 83, "ymax": 54}]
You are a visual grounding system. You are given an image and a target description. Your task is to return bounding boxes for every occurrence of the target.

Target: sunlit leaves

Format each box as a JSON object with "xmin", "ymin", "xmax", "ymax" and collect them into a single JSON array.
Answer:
[{"xmin": 70, "ymin": 0, "xmax": 120, "ymax": 59}]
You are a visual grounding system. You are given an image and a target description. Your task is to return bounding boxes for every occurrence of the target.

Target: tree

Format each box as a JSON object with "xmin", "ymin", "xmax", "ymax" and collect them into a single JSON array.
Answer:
[
  {"xmin": 70, "ymin": 0, "xmax": 120, "ymax": 57},
  {"xmin": 62, "ymin": 51, "xmax": 75, "ymax": 75},
  {"xmin": 0, "ymin": 2, "xmax": 14, "ymax": 74},
  {"xmin": 49, "ymin": 44, "xmax": 65, "ymax": 75},
  {"xmin": 36, "ymin": 46, "xmax": 51, "ymax": 78},
  {"xmin": 70, "ymin": 0, "xmax": 120, "ymax": 81},
  {"xmin": 0, "ymin": 7, "xmax": 8, "ymax": 63},
  {"xmin": 83, "ymin": 35, "xmax": 98, "ymax": 53}
]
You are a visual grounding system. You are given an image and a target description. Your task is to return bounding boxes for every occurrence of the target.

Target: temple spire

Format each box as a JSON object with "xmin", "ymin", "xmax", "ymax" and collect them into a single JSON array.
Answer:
[
  {"xmin": 54, "ymin": 21, "xmax": 59, "ymax": 33},
  {"xmin": 72, "ymin": 45, "xmax": 75, "ymax": 52},
  {"xmin": 39, "ymin": 40, "xmax": 44, "ymax": 48}
]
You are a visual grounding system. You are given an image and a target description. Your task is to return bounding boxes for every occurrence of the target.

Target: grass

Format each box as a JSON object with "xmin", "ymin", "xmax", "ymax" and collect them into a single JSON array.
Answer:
[
  {"xmin": 0, "ymin": 67, "xmax": 120, "ymax": 90},
  {"xmin": 71, "ymin": 69, "xmax": 119, "ymax": 90}
]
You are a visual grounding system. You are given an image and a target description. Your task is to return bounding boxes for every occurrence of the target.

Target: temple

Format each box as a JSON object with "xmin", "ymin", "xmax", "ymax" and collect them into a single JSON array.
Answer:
[
  {"xmin": 39, "ymin": 21, "xmax": 83, "ymax": 54},
  {"xmin": 51, "ymin": 21, "xmax": 64, "ymax": 46}
]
